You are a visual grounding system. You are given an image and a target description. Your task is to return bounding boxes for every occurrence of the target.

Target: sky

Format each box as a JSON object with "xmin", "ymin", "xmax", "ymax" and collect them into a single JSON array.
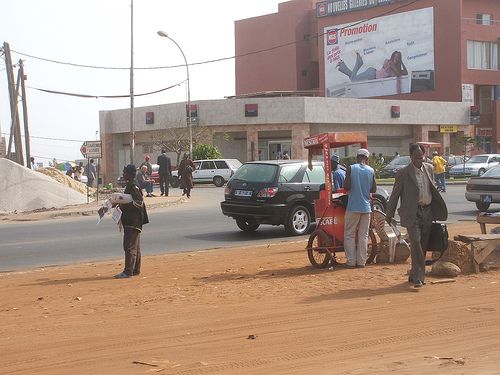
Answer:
[{"xmin": 0, "ymin": 0, "xmax": 284, "ymax": 165}]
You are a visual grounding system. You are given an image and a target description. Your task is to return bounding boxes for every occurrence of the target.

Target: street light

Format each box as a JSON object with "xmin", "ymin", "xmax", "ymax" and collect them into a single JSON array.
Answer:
[{"xmin": 157, "ymin": 30, "xmax": 192, "ymax": 156}]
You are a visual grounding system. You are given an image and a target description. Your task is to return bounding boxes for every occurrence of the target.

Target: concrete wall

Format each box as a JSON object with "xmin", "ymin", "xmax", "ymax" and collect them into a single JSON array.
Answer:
[{"xmin": 101, "ymin": 97, "xmax": 470, "ymax": 133}]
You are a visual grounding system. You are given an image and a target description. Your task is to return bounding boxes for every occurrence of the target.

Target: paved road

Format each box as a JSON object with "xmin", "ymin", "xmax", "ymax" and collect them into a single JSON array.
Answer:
[{"xmin": 0, "ymin": 184, "xmax": 483, "ymax": 272}]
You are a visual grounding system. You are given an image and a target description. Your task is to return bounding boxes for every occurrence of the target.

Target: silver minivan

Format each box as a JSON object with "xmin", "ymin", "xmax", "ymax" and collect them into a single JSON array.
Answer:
[{"xmin": 171, "ymin": 159, "xmax": 242, "ymax": 187}]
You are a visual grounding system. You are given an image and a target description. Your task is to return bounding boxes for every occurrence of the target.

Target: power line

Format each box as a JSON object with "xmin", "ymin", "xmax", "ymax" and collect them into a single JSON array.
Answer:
[
  {"xmin": 26, "ymin": 78, "xmax": 186, "ymax": 99},
  {"xmin": 3, "ymin": 133, "xmax": 84, "ymax": 142},
  {"xmin": 9, "ymin": 0, "xmax": 422, "ymax": 72}
]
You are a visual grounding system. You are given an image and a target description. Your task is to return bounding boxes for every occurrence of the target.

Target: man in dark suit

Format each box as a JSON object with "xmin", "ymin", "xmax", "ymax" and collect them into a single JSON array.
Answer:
[
  {"xmin": 156, "ymin": 149, "xmax": 172, "ymax": 196},
  {"xmin": 385, "ymin": 144, "xmax": 447, "ymax": 288}
]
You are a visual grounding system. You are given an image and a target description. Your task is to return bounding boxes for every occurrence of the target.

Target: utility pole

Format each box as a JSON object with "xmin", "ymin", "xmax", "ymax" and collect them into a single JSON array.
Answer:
[
  {"xmin": 3, "ymin": 42, "xmax": 24, "ymax": 165},
  {"xmin": 19, "ymin": 60, "xmax": 30, "ymax": 168}
]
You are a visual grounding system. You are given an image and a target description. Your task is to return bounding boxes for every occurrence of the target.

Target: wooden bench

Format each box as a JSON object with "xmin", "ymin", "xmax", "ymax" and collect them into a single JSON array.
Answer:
[
  {"xmin": 454, "ymin": 234, "xmax": 500, "ymax": 273},
  {"xmin": 476, "ymin": 213, "xmax": 500, "ymax": 234}
]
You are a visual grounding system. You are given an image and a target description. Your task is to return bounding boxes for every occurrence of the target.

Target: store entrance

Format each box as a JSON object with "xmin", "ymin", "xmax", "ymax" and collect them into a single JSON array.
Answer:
[{"xmin": 268, "ymin": 141, "xmax": 292, "ymax": 160}]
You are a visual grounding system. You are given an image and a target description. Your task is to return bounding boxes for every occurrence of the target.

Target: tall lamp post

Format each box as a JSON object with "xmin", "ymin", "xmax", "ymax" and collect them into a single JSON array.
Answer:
[
  {"xmin": 129, "ymin": 0, "xmax": 135, "ymax": 164},
  {"xmin": 157, "ymin": 30, "xmax": 192, "ymax": 156}
]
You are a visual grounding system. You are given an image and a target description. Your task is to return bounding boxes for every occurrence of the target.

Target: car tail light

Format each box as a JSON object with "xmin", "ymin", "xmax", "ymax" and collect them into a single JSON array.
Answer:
[
  {"xmin": 257, "ymin": 187, "xmax": 278, "ymax": 198},
  {"xmin": 224, "ymin": 186, "xmax": 231, "ymax": 195}
]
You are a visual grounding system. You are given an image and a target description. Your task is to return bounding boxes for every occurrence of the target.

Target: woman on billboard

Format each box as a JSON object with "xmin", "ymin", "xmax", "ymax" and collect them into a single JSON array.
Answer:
[{"xmin": 337, "ymin": 51, "xmax": 408, "ymax": 81}]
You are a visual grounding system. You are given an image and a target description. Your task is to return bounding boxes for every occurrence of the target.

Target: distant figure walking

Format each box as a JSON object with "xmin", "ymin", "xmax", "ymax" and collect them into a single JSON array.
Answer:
[
  {"xmin": 432, "ymin": 151, "xmax": 447, "ymax": 193},
  {"xmin": 282, "ymin": 150, "xmax": 290, "ymax": 160},
  {"xmin": 178, "ymin": 153, "xmax": 196, "ymax": 198},
  {"xmin": 30, "ymin": 156, "xmax": 38, "ymax": 171},
  {"xmin": 157, "ymin": 149, "xmax": 172, "ymax": 197},
  {"xmin": 85, "ymin": 159, "xmax": 97, "ymax": 187}
]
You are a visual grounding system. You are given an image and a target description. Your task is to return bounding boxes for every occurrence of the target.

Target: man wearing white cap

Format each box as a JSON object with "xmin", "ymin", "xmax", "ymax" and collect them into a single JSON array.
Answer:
[{"xmin": 344, "ymin": 148, "xmax": 377, "ymax": 268}]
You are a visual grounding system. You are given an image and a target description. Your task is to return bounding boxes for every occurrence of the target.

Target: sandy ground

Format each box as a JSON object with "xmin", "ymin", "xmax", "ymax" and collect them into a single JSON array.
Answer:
[{"xmin": 2, "ymin": 216, "xmax": 500, "ymax": 375}]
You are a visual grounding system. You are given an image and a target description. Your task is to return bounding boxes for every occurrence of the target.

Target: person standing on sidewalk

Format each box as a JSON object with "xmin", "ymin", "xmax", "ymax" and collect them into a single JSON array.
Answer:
[
  {"xmin": 385, "ymin": 144, "xmax": 447, "ymax": 288},
  {"xmin": 157, "ymin": 149, "xmax": 172, "ymax": 196},
  {"xmin": 114, "ymin": 164, "xmax": 149, "ymax": 279},
  {"xmin": 432, "ymin": 151, "xmax": 447, "ymax": 192},
  {"xmin": 343, "ymin": 148, "xmax": 377, "ymax": 268},
  {"xmin": 85, "ymin": 159, "xmax": 96, "ymax": 187}
]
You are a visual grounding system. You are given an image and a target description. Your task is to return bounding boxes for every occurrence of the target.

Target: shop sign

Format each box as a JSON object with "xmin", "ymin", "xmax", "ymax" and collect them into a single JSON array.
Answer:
[{"xmin": 439, "ymin": 125, "xmax": 458, "ymax": 133}]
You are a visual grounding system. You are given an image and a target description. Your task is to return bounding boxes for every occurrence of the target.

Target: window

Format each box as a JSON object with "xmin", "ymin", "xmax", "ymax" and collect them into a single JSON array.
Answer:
[
  {"xmin": 302, "ymin": 166, "xmax": 325, "ymax": 183},
  {"xmin": 467, "ymin": 40, "xmax": 498, "ymax": 70},
  {"xmin": 476, "ymin": 13, "xmax": 492, "ymax": 25},
  {"xmin": 479, "ymin": 86, "xmax": 493, "ymax": 114},
  {"xmin": 214, "ymin": 161, "xmax": 228, "ymax": 169},
  {"xmin": 142, "ymin": 143, "xmax": 153, "ymax": 154},
  {"xmin": 200, "ymin": 161, "xmax": 216, "ymax": 170},
  {"xmin": 278, "ymin": 165, "xmax": 301, "ymax": 182}
]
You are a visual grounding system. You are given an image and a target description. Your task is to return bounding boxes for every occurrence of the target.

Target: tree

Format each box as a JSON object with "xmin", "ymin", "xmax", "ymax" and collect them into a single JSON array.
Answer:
[
  {"xmin": 151, "ymin": 125, "xmax": 213, "ymax": 167},
  {"xmin": 193, "ymin": 144, "xmax": 222, "ymax": 160}
]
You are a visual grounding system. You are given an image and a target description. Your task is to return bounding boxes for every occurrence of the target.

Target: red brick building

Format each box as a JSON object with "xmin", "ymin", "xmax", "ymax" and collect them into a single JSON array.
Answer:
[{"xmin": 235, "ymin": 0, "xmax": 500, "ymax": 152}]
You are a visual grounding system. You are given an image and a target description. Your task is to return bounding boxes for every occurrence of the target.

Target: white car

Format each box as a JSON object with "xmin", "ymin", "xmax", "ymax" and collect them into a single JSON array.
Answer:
[
  {"xmin": 449, "ymin": 154, "xmax": 500, "ymax": 177},
  {"xmin": 171, "ymin": 159, "xmax": 242, "ymax": 187}
]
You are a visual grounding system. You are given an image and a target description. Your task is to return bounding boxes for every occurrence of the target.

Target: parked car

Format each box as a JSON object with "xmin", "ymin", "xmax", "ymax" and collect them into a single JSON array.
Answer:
[
  {"xmin": 444, "ymin": 155, "xmax": 467, "ymax": 178},
  {"xmin": 170, "ymin": 159, "xmax": 242, "ymax": 188},
  {"xmin": 448, "ymin": 154, "xmax": 500, "ymax": 177},
  {"xmin": 465, "ymin": 165, "xmax": 500, "ymax": 211},
  {"xmin": 149, "ymin": 164, "xmax": 160, "ymax": 184},
  {"xmin": 220, "ymin": 160, "xmax": 388, "ymax": 236},
  {"xmin": 379, "ymin": 156, "xmax": 411, "ymax": 178}
]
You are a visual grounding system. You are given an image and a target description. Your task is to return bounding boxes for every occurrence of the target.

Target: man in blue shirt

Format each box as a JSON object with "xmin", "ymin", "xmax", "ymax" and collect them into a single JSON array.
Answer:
[
  {"xmin": 331, "ymin": 154, "xmax": 346, "ymax": 192},
  {"xmin": 344, "ymin": 148, "xmax": 377, "ymax": 268}
]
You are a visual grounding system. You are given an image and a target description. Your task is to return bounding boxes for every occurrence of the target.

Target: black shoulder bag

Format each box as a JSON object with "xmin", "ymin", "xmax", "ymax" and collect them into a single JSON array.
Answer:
[{"xmin": 426, "ymin": 222, "xmax": 448, "ymax": 264}]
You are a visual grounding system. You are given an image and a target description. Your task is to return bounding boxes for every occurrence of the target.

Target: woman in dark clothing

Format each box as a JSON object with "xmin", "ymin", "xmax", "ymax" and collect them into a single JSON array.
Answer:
[
  {"xmin": 114, "ymin": 164, "xmax": 149, "ymax": 279},
  {"xmin": 178, "ymin": 153, "xmax": 196, "ymax": 198}
]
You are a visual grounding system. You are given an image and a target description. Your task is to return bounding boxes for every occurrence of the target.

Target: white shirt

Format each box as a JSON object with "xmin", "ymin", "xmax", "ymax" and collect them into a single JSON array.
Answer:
[{"xmin": 413, "ymin": 164, "xmax": 432, "ymax": 206}]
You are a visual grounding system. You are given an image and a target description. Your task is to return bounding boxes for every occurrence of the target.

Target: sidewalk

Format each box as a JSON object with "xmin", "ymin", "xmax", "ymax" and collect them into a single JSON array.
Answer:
[{"xmin": 0, "ymin": 194, "xmax": 184, "ymax": 222}]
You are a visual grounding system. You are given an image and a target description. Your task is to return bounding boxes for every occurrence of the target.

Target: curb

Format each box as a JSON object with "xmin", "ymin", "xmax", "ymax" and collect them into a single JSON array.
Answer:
[{"xmin": 1, "ymin": 197, "xmax": 185, "ymax": 222}]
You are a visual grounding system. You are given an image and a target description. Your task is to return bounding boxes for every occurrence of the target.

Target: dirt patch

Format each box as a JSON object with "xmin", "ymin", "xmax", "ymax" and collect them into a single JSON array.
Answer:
[
  {"xmin": 1, "ymin": 221, "xmax": 500, "ymax": 374},
  {"xmin": 36, "ymin": 167, "xmax": 96, "ymax": 195}
]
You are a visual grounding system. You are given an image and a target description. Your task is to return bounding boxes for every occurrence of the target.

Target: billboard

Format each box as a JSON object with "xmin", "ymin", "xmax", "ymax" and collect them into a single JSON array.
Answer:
[{"xmin": 324, "ymin": 7, "xmax": 434, "ymax": 98}]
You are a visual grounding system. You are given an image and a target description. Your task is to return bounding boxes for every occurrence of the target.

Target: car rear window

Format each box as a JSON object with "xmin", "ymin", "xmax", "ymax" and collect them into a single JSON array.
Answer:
[
  {"xmin": 483, "ymin": 166, "xmax": 500, "ymax": 177},
  {"xmin": 231, "ymin": 164, "xmax": 278, "ymax": 183},
  {"xmin": 214, "ymin": 161, "xmax": 228, "ymax": 169},
  {"xmin": 468, "ymin": 156, "xmax": 489, "ymax": 163}
]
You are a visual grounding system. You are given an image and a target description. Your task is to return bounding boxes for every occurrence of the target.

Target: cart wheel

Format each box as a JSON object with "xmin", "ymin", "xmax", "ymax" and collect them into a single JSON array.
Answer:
[
  {"xmin": 307, "ymin": 230, "xmax": 332, "ymax": 268},
  {"xmin": 366, "ymin": 228, "xmax": 379, "ymax": 265}
]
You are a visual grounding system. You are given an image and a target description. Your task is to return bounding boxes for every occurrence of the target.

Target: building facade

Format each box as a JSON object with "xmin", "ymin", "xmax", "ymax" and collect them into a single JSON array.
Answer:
[
  {"xmin": 100, "ymin": 0, "xmax": 497, "ymax": 182},
  {"xmin": 235, "ymin": 0, "xmax": 500, "ymax": 150}
]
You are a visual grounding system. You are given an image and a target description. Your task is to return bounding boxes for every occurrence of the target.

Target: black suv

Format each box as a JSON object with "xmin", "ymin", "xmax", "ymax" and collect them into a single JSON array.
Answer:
[{"xmin": 220, "ymin": 160, "xmax": 388, "ymax": 235}]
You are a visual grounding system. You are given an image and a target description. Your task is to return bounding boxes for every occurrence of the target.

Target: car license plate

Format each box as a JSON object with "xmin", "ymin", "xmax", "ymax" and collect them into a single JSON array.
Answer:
[
  {"xmin": 481, "ymin": 195, "xmax": 493, "ymax": 203},
  {"xmin": 235, "ymin": 190, "xmax": 252, "ymax": 197}
]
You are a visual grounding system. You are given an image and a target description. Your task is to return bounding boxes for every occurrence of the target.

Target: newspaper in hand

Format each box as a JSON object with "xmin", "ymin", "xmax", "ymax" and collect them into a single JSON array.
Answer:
[
  {"xmin": 97, "ymin": 199, "xmax": 113, "ymax": 224},
  {"xmin": 111, "ymin": 206, "xmax": 122, "ymax": 224}
]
